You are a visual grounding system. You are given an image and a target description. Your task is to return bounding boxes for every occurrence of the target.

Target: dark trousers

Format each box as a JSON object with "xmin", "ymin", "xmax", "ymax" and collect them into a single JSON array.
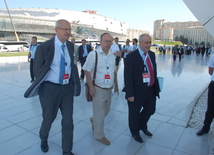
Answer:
[
  {"xmin": 178, "ymin": 53, "xmax": 182, "ymax": 61},
  {"xmin": 80, "ymin": 57, "xmax": 87, "ymax": 79},
  {"xmin": 202, "ymin": 81, "xmax": 214, "ymax": 131},
  {"xmin": 39, "ymin": 81, "xmax": 74, "ymax": 152},
  {"xmin": 30, "ymin": 59, "xmax": 34, "ymax": 80},
  {"xmin": 115, "ymin": 56, "xmax": 120, "ymax": 66},
  {"xmin": 173, "ymin": 53, "xmax": 177, "ymax": 61},
  {"xmin": 123, "ymin": 58, "xmax": 126, "ymax": 65},
  {"xmin": 127, "ymin": 86, "xmax": 156, "ymax": 136}
]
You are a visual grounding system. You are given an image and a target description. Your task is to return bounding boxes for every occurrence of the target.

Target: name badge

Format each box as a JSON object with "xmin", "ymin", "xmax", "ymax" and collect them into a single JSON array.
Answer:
[
  {"xmin": 104, "ymin": 74, "xmax": 111, "ymax": 83},
  {"xmin": 142, "ymin": 73, "xmax": 150, "ymax": 83},
  {"xmin": 63, "ymin": 74, "xmax": 69, "ymax": 85}
]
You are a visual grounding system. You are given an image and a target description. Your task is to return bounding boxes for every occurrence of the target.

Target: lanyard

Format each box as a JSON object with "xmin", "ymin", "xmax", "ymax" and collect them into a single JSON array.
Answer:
[
  {"xmin": 142, "ymin": 53, "xmax": 149, "ymax": 73},
  {"xmin": 101, "ymin": 53, "xmax": 110, "ymax": 74}
]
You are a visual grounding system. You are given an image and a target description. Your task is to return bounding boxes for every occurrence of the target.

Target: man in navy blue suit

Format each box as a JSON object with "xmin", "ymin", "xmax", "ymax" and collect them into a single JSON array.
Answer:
[
  {"xmin": 124, "ymin": 34, "xmax": 160, "ymax": 143},
  {"xmin": 78, "ymin": 39, "xmax": 92, "ymax": 80}
]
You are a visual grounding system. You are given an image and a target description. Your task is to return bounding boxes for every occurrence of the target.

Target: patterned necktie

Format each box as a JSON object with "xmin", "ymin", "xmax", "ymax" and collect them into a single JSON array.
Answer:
[
  {"xmin": 59, "ymin": 44, "xmax": 65, "ymax": 85},
  {"xmin": 144, "ymin": 52, "xmax": 154, "ymax": 86}
]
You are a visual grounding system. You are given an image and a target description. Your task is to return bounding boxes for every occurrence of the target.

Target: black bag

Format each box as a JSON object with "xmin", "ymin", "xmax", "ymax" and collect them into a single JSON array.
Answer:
[
  {"xmin": 85, "ymin": 83, "xmax": 92, "ymax": 102},
  {"xmin": 85, "ymin": 51, "xmax": 98, "ymax": 102}
]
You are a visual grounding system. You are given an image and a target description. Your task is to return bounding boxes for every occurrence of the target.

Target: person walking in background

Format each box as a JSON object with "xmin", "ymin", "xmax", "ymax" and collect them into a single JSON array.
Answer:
[
  {"xmin": 159, "ymin": 46, "xmax": 163, "ymax": 54},
  {"xmin": 110, "ymin": 37, "xmax": 121, "ymax": 72},
  {"xmin": 197, "ymin": 54, "xmax": 214, "ymax": 136},
  {"xmin": 78, "ymin": 39, "xmax": 92, "ymax": 80},
  {"xmin": 122, "ymin": 39, "xmax": 133, "ymax": 65},
  {"xmin": 114, "ymin": 37, "xmax": 122, "ymax": 72},
  {"xmin": 124, "ymin": 34, "xmax": 160, "ymax": 143},
  {"xmin": 178, "ymin": 45, "xmax": 184, "ymax": 61},
  {"xmin": 196, "ymin": 46, "xmax": 200, "ymax": 56},
  {"xmin": 172, "ymin": 45, "xmax": 178, "ymax": 61},
  {"xmin": 83, "ymin": 33, "xmax": 118, "ymax": 145},
  {"xmin": 24, "ymin": 19, "xmax": 81, "ymax": 155},
  {"xmin": 28, "ymin": 36, "xmax": 39, "ymax": 82},
  {"xmin": 163, "ymin": 45, "xmax": 166, "ymax": 55},
  {"xmin": 201, "ymin": 45, "xmax": 205, "ymax": 57},
  {"xmin": 71, "ymin": 38, "xmax": 79, "ymax": 65},
  {"xmin": 132, "ymin": 38, "xmax": 138, "ymax": 51}
]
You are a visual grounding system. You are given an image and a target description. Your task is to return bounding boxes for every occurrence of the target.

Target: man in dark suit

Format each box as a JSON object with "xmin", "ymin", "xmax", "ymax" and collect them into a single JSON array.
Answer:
[
  {"xmin": 124, "ymin": 34, "xmax": 160, "ymax": 143},
  {"xmin": 24, "ymin": 19, "xmax": 81, "ymax": 155},
  {"xmin": 78, "ymin": 39, "xmax": 92, "ymax": 80},
  {"xmin": 178, "ymin": 45, "xmax": 184, "ymax": 61}
]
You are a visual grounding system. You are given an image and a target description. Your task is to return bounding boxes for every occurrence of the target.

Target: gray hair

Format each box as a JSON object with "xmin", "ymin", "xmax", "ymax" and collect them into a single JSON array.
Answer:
[
  {"xmin": 100, "ymin": 33, "xmax": 113, "ymax": 41},
  {"xmin": 55, "ymin": 19, "xmax": 69, "ymax": 28},
  {"xmin": 139, "ymin": 34, "xmax": 151, "ymax": 42}
]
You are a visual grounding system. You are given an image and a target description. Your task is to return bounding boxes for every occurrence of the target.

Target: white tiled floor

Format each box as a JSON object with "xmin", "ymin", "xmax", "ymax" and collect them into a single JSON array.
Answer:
[{"xmin": 0, "ymin": 53, "xmax": 212, "ymax": 155}]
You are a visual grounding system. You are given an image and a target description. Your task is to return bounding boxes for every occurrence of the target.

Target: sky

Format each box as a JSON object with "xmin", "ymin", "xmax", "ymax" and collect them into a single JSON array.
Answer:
[{"xmin": 0, "ymin": 0, "xmax": 197, "ymax": 34}]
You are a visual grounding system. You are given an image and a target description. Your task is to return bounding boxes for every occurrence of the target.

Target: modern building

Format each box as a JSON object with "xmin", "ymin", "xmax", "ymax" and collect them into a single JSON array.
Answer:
[
  {"xmin": 162, "ymin": 21, "xmax": 201, "ymax": 29},
  {"xmin": 174, "ymin": 26, "xmax": 214, "ymax": 46},
  {"xmin": 153, "ymin": 19, "xmax": 164, "ymax": 39},
  {"xmin": 127, "ymin": 29, "xmax": 149, "ymax": 40},
  {"xmin": 156, "ymin": 26, "xmax": 174, "ymax": 41},
  {"xmin": 0, "ymin": 8, "xmax": 127, "ymax": 42},
  {"xmin": 153, "ymin": 19, "xmax": 214, "ymax": 46}
]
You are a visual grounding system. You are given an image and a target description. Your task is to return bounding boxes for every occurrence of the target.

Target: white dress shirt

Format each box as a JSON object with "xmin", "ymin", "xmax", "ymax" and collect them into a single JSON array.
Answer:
[
  {"xmin": 110, "ymin": 43, "xmax": 120, "ymax": 58},
  {"xmin": 45, "ymin": 36, "xmax": 71, "ymax": 84},
  {"xmin": 83, "ymin": 46, "xmax": 115, "ymax": 88},
  {"xmin": 123, "ymin": 45, "xmax": 133, "ymax": 58},
  {"xmin": 29, "ymin": 44, "xmax": 39, "ymax": 59},
  {"xmin": 208, "ymin": 54, "xmax": 214, "ymax": 81}
]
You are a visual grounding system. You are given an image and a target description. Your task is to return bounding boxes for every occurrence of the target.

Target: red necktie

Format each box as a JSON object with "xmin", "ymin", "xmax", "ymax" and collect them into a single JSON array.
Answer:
[{"xmin": 144, "ymin": 53, "xmax": 154, "ymax": 86}]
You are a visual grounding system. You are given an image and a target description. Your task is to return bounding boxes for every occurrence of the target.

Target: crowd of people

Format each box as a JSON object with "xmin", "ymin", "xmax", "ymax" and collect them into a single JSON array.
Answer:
[
  {"xmin": 154, "ymin": 44, "xmax": 212, "ymax": 62},
  {"xmin": 25, "ymin": 19, "xmax": 213, "ymax": 155}
]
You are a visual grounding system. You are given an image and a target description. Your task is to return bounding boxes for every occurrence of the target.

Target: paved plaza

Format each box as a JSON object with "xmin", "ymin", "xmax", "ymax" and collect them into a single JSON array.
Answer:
[{"xmin": 0, "ymin": 52, "xmax": 213, "ymax": 155}]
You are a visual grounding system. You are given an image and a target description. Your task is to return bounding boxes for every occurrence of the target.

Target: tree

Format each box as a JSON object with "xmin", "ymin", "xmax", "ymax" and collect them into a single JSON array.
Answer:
[
  {"xmin": 175, "ymin": 36, "xmax": 179, "ymax": 41},
  {"xmin": 195, "ymin": 42, "xmax": 199, "ymax": 46},
  {"xmin": 200, "ymin": 41, "xmax": 205, "ymax": 46},
  {"xmin": 189, "ymin": 40, "xmax": 193, "ymax": 46},
  {"xmin": 206, "ymin": 42, "xmax": 210, "ymax": 46},
  {"xmin": 179, "ymin": 35, "xmax": 188, "ymax": 44}
]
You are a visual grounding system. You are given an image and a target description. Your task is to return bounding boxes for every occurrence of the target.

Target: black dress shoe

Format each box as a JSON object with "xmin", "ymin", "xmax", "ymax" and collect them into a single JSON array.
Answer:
[
  {"xmin": 142, "ymin": 129, "xmax": 153, "ymax": 137},
  {"xmin": 41, "ymin": 140, "xmax": 49, "ymax": 152},
  {"xmin": 196, "ymin": 129, "xmax": 208, "ymax": 136},
  {"xmin": 63, "ymin": 151, "xmax": 74, "ymax": 155},
  {"xmin": 132, "ymin": 135, "xmax": 143, "ymax": 143}
]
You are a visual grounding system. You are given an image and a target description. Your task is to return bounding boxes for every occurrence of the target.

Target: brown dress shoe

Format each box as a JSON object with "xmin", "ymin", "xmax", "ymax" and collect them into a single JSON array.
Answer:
[
  {"xmin": 89, "ymin": 118, "xmax": 94, "ymax": 131},
  {"xmin": 97, "ymin": 137, "xmax": 110, "ymax": 145}
]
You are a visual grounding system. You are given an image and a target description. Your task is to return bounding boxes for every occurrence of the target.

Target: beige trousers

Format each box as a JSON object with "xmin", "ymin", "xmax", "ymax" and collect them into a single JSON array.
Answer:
[{"xmin": 92, "ymin": 86, "xmax": 112, "ymax": 139}]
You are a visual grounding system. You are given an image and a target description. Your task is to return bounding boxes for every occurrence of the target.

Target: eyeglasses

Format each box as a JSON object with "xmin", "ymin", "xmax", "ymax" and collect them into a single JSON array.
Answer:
[
  {"xmin": 57, "ymin": 27, "xmax": 72, "ymax": 31},
  {"xmin": 102, "ymin": 40, "xmax": 112, "ymax": 44}
]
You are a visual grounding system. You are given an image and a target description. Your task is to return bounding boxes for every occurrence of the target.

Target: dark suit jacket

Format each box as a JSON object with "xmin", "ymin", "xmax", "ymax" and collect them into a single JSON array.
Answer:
[
  {"xmin": 24, "ymin": 37, "xmax": 81, "ymax": 98},
  {"xmin": 124, "ymin": 49, "xmax": 160, "ymax": 103},
  {"xmin": 178, "ymin": 47, "xmax": 184, "ymax": 54},
  {"xmin": 78, "ymin": 44, "xmax": 92, "ymax": 61}
]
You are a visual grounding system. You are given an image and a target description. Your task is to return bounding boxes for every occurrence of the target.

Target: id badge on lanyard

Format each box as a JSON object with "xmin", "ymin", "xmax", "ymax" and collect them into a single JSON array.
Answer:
[
  {"xmin": 63, "ymin": 62, "xmax": 69, "ymax": 85},
  {"xmin": 104, "ymin": 74, "xmax": 111, "ymax": 83},
  {"xmin": 102, "ymin": 53, "xmax": 111, "ymax": 83},
  {"xmin": 142, "ymin": 63, "xmax": 150, "ymax": 83},
  {"xmin": 60, "ymin": 47, "xmax": 69, "ymax": 85}
]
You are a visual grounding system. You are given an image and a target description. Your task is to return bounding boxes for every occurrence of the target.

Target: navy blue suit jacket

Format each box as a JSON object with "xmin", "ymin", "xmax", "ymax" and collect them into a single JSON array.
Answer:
[
  {"xmin": 124, "ymin": 49, "xmax": 160, "ymax": 103},
  {"xmin": 78, "ymin": 44, "xmax": 92, "ymax": 61}
]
